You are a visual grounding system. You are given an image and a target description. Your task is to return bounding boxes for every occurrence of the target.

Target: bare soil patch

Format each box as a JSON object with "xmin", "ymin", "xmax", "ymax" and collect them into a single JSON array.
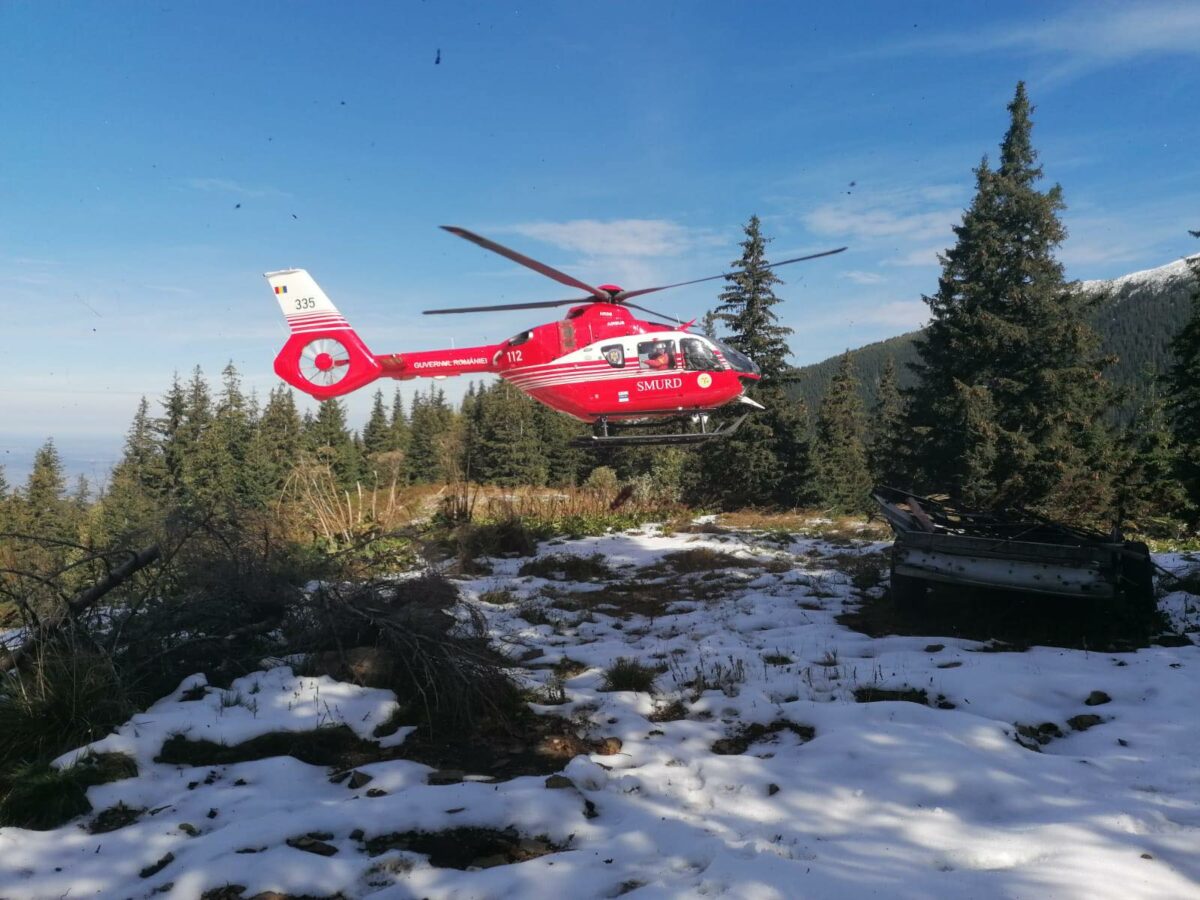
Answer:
[
  {"xmin": 362, "ymin": 827, "xmax": 563, "ymax": 868},
  {"xmin": 711, "ymin": 720, "xmax": 815, "ymax": 755}
]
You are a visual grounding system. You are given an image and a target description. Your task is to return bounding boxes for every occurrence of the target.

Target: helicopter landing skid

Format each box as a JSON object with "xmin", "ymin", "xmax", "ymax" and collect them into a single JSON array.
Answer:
[{"xmin": 571, "ymin": 414, "xmax": 749, "ymax": 448}]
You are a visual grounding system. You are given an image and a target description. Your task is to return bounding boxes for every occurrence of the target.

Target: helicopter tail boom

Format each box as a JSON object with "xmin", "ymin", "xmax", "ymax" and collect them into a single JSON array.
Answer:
[{"xmin": 265, "ymin": 268, "xmax": 503, "ymax": 399}]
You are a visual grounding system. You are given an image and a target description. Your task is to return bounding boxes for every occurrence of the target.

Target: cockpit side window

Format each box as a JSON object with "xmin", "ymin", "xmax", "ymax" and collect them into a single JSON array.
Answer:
[
  {"xmin": 681, "ymin": 338, "xmax": 722, "ymax": 371},
  {"xmin": 507, "ymin": 330, "xmax": 534, "ymax": 346},
  {"xmin": 601, "ymin": 343, "xmax": 625, "ymax": 368},
  {"xmin": 637, "ymin": 340, "xmax": 676, "ymax": 370}
]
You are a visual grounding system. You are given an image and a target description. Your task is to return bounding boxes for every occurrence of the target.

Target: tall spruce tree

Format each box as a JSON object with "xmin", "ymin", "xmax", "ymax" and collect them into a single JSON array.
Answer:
[
  {"xmin": 868, "ymin": 357, "xmax": 909, "ymax": 488},
  {"xmin": 535, "ymin": 400, "xmax": 587, "ymax": 487},
  {"xmin": 101, "ymin": 397, "xmax": 168, "ymax": 540},
  {"xmin": 407, "ymin": 387, "xmax": 455, "ymax": 484},
  {"xmin": 1165, "ymin": 250, "xmax": 1200, "ymax": 526},
  {"xmin": 471, "ymin": 382, "xmax": 548, "ymax": 486},
  {"xmin": 158, "ymin": 373, "xmax": 189, "ymax": 496},
  {"xmin": 1117, "ymin": 376, "xmax": 1190, "ymax": 531},
  {"xmin": 362, "ymin": 389, "xmax": 391, "ymax": 458},
  {"xmin": 183, "ymin": 362, "xmax": 254, "ymax": 510},
  {"xmin": 906, "ymin": 82, "xmax": 1115, "ymax": 520},
  {"xmin": 0, "ymin": 465, "xmax": 10, "ymax": 533},
  {"xmin": 697, "ymin": 215, "xmax": 811, "ymax": 508},
  {"xmin": 812, "ymin": 352, "xmax": 872, "ymax": 513},
  {"xmin": 306, "ymin": 398, "xmax": 362, "ymax": 489},
  {"xmin": 713, "ymin": 215, "xmax": 793, "ymax": 384},
  {"xmin": 18, "ymin": 439, "xmax": 71, "ymax": 538},
  {"xmin": 246, "ymin": 385, "xmax": 304, "ymax": 501}
]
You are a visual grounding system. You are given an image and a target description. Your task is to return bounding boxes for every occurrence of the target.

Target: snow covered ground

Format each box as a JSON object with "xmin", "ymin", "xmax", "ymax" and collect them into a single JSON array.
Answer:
[{"xmin": 2, "ymin": 527, "xmax": 1199, "ymax": 899}]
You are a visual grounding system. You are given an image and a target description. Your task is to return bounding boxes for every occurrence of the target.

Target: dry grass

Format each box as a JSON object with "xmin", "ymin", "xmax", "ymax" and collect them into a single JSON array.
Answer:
[
  {"xmin": 600, "ymin": 658, "xmax": 659, "ymax": 693},
  {"xmin": 519, "ymin": 554, "xmax": 614, "ymax": 582},
  {"xmin": 716, "ymin": 510, "xmax": 891, "ymax": 543},
  {"xmin": 656, "ymin": 548, "xmax": 757, "ymax": 573}
]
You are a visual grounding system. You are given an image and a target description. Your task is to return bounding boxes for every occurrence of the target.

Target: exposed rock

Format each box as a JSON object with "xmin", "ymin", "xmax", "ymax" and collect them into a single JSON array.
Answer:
[
  {"xmin": 1085, "ymin": 690, "xmax": 1112, "ymax": 706},
  {"xmin": 593, "ymin": 737, "xmax": 623, "ymax": 755},
  {"xmin": 471, "ymin": 854, "xmax": 509, "ymax": 869},
  {"xmin": 767, "ymin": 783, "xmax": 781, "ymax": 796},
  {"xmin": 1068, "ymin": 714, "xmax": 1104, "ymax": 731},
  {"xmin": 366, "ymin": 788, "xmax": 388, "ymax": 798},
  {"xmin": 924, "ymin": 644, "xmax": 944, "ymax": 653},
  {"xmin": 348, "ymin": 771, "xmax": 373, "ymax": 789},
  {"xmin": 140, "ymin": 853, "xmax": 174, "ymax": 878},
  {"xmin": 286, "ymin": 835, "xmax": 338, "ymax": 856},
  {"xmin": 544, "ymin": 774, "xmax": 575, "ymax": 789},
  {"xmin": 427, "ymin": 769, "xmax": 466, "ymax": 785}
]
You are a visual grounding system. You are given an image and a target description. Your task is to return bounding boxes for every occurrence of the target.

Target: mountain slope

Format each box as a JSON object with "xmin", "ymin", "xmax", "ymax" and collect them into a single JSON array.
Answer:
[{"xmin": 790, "ymin": 256, "xmax": 1199, "ymax": 414}]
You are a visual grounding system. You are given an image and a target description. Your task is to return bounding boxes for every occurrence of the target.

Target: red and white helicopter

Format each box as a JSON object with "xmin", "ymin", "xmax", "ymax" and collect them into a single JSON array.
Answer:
[{"xmin": 266, "ymin": 227, "xmax": 844, "ymax": 446}]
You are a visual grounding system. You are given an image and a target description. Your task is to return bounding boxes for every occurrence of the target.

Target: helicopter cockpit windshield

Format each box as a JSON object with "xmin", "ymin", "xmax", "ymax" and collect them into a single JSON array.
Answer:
[{"xmin": 710, "ymin": 338, "xmax": 759, "ymax": 375}]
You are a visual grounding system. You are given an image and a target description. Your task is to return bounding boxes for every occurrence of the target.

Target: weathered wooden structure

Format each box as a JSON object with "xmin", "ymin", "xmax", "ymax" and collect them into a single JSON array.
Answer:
[{"xmin": 872, "ymin": 487, "xmax": 1155, "ymax": 611}]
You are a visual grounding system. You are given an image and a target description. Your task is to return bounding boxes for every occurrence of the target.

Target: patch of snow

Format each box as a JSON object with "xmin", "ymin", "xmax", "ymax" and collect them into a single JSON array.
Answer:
[{"xmin": 3, "ymin": 529, "xmax": 1199, "ymax": 898}]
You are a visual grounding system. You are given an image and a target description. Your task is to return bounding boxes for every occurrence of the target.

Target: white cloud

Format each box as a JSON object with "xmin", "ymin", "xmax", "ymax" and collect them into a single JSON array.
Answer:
[
  {"xmin": 873, "ymin": 2, "xmax": 1200, "ymax": 82},
  {"xmin": 843, "ymin": 270, "xmax": 886, "ymax": 285},
  {"xmin": 886, "ymin": 246, "xmax": 947, "ymax": 268},
  {"xmin": 506, "ymin": 219, "xmax": 720, "ymax": 259},
  {"xmin": 185, "ymin": 177, "xmax": 290, "ymax": 199},
  {"xmin": 806, "ymin": 201, "xmax": 960, "ymax": 245}
]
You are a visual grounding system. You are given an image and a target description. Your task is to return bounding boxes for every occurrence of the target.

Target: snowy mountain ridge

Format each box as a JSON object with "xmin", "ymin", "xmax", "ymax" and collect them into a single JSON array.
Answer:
[{"xmin": 1080, "ymin": 253, "xmax": 1199, "ymax": 294}]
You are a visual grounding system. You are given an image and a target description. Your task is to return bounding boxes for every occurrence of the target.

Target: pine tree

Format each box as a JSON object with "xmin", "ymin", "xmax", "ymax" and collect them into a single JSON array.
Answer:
[
  {"xmin": 0, "ymin": 465, "xmax": 10, "ymax": 533},
  {"xmin": 183, "ymin": 362, "xmax": 254, "ymax": 510},
  {"xmin": 306, "ymin": 398, "xmax": 362, "ymax": 489},
  {"xmin": 769, "ymin": 396, "xmax": 815, "ymax": 508},
  {"xmin": 158, "ymin": 373, "xmax": 189, "ymax": 495},
  {"xmin": 406, "ymin": 388, "xmax": 456, "ymax": 484},
  {"xmin": 121, "ymin": 397, "xmax": 166, "ymax": 494},
  {"xmin": 713, "ymin": 215, "xmax": 794, "ymax": 385},
  {"xmin": 389, "ymin": 388, "xmax": 410, "ymax": 451},
  {"xmin": 17, "ymin": 439, "xmax": 71, "ymax": 538},
  {"xmin": 246, "ymin": 385, "xmax": 303, "ymax": 501},
  {"xmin": 534, "ymin": 401, "xmax": 588, "ymax": 487},
  {"xmin": 1117, "ymin": 378, "xmax": 1191, "ymax": 531},
  {"xmin": 362, "ymin": 389, "xmax": 391, "ymax": 458},
  {"xmin": 101, "ymin": 396, "xmax": 168, "ymax": 540},
  {"xmin": 868, "ymin": 357, "xmax": 909, "ymax": 488},
  {"xmin": 471, "ymin": 382, "xmax": 548, "ymax": 486},
  {"xmin": 360, "ymin": 388, "xmax": 395, "ymax": 487},
  {"xmin": 1165, "ymin": 250, "xmax": 1200, "ymax": 526},
  {"xmin": 812, "ymin": 353, "xmax": 872, "ymax": 513},
  {"xmin": 696, "ymin": 215, "xmax": 808, "ymax": 508},
  {"xmin": 905, "ymin": 82, "xmax": 1115, "ymax": 519}
]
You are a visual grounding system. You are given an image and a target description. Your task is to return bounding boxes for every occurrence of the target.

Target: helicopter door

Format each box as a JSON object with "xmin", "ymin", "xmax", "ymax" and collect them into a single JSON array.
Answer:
[{"xmin": 557, "ymin": 321, "xmax": 577, "ymax": 354}]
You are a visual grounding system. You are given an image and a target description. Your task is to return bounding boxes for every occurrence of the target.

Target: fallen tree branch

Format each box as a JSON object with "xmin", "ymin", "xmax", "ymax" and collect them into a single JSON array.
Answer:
[{"xmin": 1, "ymin": 544, "xmax": 160, "ymax": 672}]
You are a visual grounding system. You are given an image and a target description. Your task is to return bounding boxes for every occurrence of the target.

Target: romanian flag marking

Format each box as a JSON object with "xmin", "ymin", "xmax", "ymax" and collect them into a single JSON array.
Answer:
[{"xmin": 274, "ymin": 285, "xmax": 287, "ymax": 294}]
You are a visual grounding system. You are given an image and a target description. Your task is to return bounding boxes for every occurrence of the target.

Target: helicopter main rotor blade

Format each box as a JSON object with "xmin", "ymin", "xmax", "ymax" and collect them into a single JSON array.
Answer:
[
  {"xmin": 616, "ymin": 246, "xmax": 847, "ymax": 301},
  {"xmin": 441, "ymin": 226, "xmax": 610, "ymax": 300},
  {"xmin": 423, "ymin": 296, "xmax": 593, "ymax": 315},
  {"xmin": 622, "ymin": 301, "xmax": 686, "ymax": 324}
]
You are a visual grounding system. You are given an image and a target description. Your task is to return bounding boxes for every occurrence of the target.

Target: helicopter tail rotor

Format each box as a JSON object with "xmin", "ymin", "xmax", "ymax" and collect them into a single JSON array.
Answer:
[{"xmin": 265, "ymin": 268, "xmax": 382, "ymax": 400}]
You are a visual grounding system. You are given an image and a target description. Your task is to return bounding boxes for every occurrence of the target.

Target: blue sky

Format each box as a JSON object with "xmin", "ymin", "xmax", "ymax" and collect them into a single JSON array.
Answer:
[{"xmin": 3, "ymin": 1, "xmax": 1199, "ymax": 485}]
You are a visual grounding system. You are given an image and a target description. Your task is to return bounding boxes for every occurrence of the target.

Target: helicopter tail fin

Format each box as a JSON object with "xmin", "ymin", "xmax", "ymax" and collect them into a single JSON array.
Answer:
[{"xmin": 265, "ymin": 268, "xmax": 382, "ymax": 400}]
